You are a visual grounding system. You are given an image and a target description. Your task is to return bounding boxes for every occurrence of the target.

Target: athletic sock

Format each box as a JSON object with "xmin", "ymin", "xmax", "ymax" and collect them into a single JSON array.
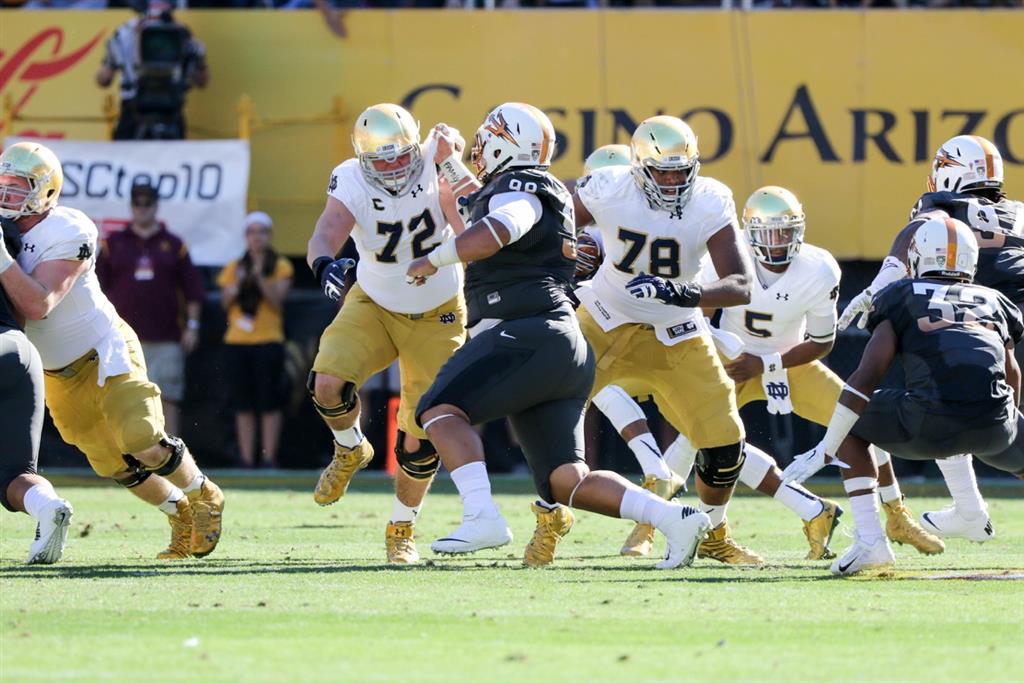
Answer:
[
  {"xmin": 181, "ymin": 472, "xmax": 205, "ymax": 494},
  {"xmin": 450, "ymin": 461, "xmax": 499, "ymax": 519},
  {"xmin": 158, "ymin": 488, "xmax": 186, "ymax": 515},
  {"xmin": 936, "ymin": 454, "xmax": 986, "ymax": 519},
  {"xmin": 390, "ymin": 497, "xmax": 421, "ymax": 524},
  {"xmin": 664, "ymin": 434, "xmax": 698, "ymax": 479},
  {"xmin": 619, "ymin": 487, "xmax": 675, "ymax": 527},
  {"xmin": 697, "ymin": 501, "xmax": 728, "ymax": 528},
  {"xmin": 627, "ymin": 434, "xmax": 672, "ymax": 480},
  {"xmin": 878, "ymin": 481, "xmax": 902, "ymax": 504},
  {"xmin": 774, "ymin": 482, "xmax": 825, "ymax": 522},
  {"xmin": 332, "ymin": 424, "xmax": 363, "ymax": 449},
  {"xmin": 845, "ymin": 477, "xmax": 883, "ymax": 543},
  {"xmin": 22, "ymin": 483, "xmax": 62, "ymax": 521}
]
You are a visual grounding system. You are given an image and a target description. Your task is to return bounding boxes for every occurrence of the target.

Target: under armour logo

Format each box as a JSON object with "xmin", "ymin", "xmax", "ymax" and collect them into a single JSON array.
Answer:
[
  {"xmin": 765, "ymin": 382, "xmax": 790, "ymax": 400},
  {"xmin": 328, "ymin": 174, "xmax": 338, "ymax": 193},
  {"xmin": 410, "ymin": 184, "xmax": 424, "ymax": 198},
  {"xmin": 776, "ymin": 292, "xmax": 789, "ymax": 301},
  {"xmin": 23, "ymin": 243, "xmax": 36, "ymax": 252},
  {"xmin": 439, "ymin": 312, "xmax": 456, "ymax": 325},
  {"xmin": 77, "ymin": 242, "xmax": 93, "ymax": 261},
  {"xmin": 669, "ymin": 207, "xmax": 683, "ymax": 220}
]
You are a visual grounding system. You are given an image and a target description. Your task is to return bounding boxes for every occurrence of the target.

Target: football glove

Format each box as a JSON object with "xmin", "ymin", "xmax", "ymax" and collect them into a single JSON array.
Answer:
[
  {"xmin": 781, "ymin": 440, "xmax": 849, "ymax": 485},
  {"xmin": 312, "ymin": 256, "xmax": 355, "ymax": 302},
  {"xmin": 626, "ymin": 273, "xmax": 702, "ymax": 308},
  {"xmin": 837, "ymin": 288, "xmax": 873, "ymax": 331}
]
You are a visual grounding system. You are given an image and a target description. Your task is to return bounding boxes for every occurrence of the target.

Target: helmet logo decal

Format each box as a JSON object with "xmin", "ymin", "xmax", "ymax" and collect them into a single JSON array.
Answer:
[
  {"xmin": 485, "ymin": 112, "xmax": 519, "ymax": 147},
  {"xmin": 934, "ymin": 150, "xmax": 963, "ymax": 169}
]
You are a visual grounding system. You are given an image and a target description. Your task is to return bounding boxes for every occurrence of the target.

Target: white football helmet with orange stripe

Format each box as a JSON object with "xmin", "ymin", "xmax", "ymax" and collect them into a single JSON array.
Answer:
[
  {"xmin": 470, "ymin": 103, "xmax": 555, "ymax": 183},
  {"xmin": 908, "ymin": 215, "xmax": 979, "ymax": 281},
  {"xmin": 928, "ymin": 135, "xmax": 1003, "ymax": 193}
]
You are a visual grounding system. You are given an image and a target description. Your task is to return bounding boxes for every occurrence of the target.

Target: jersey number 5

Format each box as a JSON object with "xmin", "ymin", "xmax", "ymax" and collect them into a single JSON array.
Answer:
[
  {"xmin": 375, "ymin": 209, "xmax": 438, "ymax": 263},
  {"xmin": 744, "ymin": 311, "xmax": 773, "ymax": 338},
  {"xmin": 613, "ymin": 228, "xmax": 681, "ymax": 279}
]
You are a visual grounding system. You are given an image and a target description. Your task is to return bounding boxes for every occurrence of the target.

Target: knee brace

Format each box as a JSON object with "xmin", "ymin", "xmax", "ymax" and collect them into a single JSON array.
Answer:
[
  {"xmin": 115, "ymin": 456, "xmax": 152, "ymax": 488},
  {"xmin": 738, "ymin": 443, "xmax": 775, "ymax": 490},
  {"xmin": 123, "ymin": 436, "xmax": 186, "ymax": 479},
  {"xmin": 307, "ymin": 371, "xmax": 358, "ymax": 419},
  {"xmin": 395, "ymin": 431, "xmax": 440, "ymax": 480},
  {"xmin": 695, "ymin": 441, "xmax": 746, "ymax": 489}
]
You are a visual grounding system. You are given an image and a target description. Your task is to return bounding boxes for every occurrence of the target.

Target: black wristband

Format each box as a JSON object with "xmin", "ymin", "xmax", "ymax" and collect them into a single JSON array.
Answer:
[
  {"xmin": 311, "ymin": 256, "xmax": 333, "ymax": 283},
  {"xmin": 668, "ymin": 281, "xmax": 702, "ymax": 308}
]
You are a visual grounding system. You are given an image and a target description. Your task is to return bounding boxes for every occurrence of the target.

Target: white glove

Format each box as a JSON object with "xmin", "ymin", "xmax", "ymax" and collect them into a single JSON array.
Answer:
[
  {"xmin": 837, "ymin": 288, "xmax": 873, "ymax": 331},
  {"xmin": 781, "ymin": 440, "xmax": 849, "ymax": 484}
]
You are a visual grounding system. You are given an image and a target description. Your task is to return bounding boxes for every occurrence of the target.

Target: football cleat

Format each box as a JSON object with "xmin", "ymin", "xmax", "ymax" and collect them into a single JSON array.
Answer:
[
  {"xmin": 314, "ymin": 439, "xmax": 375, "ymax": 506},
  {"xmin": 523, "ymin": 502, "xmax": 574, "ymax": 568},
  {"xmin": 386, "ymin": 521, "xmax": 420, "ymax": 564},
  {"xmin": 830, "ymin": 533, "xmax": 895, "ymax": 577},
  {"xmin": 920, "ymin": 506, "xmax": 995, "ymax": 543},
  {"xmin": 803, "ymin": 499, "xmax": 843, "ymax": 560},
  {"xmin": 187, "ymin": 479, "xmax": 224, "ymax": 558},
  {"xmin": 882, "ymin": 496, "xmax": 944, "ymax": 555},
  {"xmin": 26, "ymin": 498, "xmax": 73, "ymax": 565},
  {"xmin": 655, "ymin": 506, "xmax": 711, "ymax": 570},
  {"xmin": 156, "ymin": 498, "xmax": 193, "ymax": 560},
  {"xmin": 697, "ymin": 521, "xmax": 766, "ymax": 567},
  {"xmin": 431, "ymin": 513, "xmax": 512, "ymax": 555},
  {"xmin": 621, "ymin": 473, "xmax": 686, "ymax": 557}
]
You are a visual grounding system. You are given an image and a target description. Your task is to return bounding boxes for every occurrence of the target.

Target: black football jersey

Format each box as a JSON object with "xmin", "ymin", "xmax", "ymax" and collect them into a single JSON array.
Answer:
[
  {"xmin": 464, "ymin": 169, "xmax": 577, "ymax": 326},
  {"xmin": 911, "ymin": 192, "xmax": 1024, "ymax": 304},
  {"xmin": 867, "ymin": 279, "xmax": 1024, "ymax": 416},
  {"xmin": 0, "ymin": 227, "xmax": 23, "ymax": 330}
]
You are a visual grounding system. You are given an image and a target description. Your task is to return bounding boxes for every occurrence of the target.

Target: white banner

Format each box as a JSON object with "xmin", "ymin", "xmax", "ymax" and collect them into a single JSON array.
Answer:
[{"xmin": 5, "ymin": 138, "xmax": 250, "ymax": 266}]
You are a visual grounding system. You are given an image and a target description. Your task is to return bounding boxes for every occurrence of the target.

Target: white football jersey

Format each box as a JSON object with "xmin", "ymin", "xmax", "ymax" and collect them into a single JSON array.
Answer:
[
  {"xmin": 17, "ymin": 206, "xmax": 120, "ymax": 369},
  {"xmin": 710, "ymin": 243, "xmax": 841, "ymax": 356},
  {"xmin": 576, "ymin": 165, "xmax": 739, "ymax": 343},
  {"xmin": 327, "ymin": 158, "xmax": 462, "ymax": 314}
]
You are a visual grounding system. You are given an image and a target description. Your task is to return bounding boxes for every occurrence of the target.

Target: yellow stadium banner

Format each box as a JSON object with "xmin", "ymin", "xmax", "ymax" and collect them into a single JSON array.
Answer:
[{"xmin": 2, "ymin": 10, "xmax": 1022, "ymax": 258}]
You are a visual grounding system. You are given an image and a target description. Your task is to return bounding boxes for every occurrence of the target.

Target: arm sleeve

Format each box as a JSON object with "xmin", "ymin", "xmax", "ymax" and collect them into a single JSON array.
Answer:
[
  {"xmin": 176, "ymin": 243, "xmax": 206, "ymax": 303},
  {"xmin": 485, "ymin": 192, "xmax": 543, "ymax": 245}
]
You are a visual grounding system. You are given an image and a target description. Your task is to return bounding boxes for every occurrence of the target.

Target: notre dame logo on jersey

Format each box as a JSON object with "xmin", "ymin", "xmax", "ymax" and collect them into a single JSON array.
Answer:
[
  {"xmin": 328, "ymin": 174, "xmax": 338, "ymax": 193},
  {"xmin": 77, "ymin": 242, "xmax": 93, "ymax": 261}
]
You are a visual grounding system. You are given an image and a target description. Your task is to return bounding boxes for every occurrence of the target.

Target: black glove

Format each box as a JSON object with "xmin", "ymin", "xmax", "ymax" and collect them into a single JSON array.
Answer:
[
  {"xmin": 312, "ymin": 256, "xmax": 355, "ymax": 302},
  {"xmin": 626, "ymin": 273, "xmax": 702, "ymax": 308}
]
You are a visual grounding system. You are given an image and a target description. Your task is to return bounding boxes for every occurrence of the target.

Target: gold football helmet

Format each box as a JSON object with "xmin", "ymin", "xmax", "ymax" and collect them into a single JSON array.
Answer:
[
  {"xmin": 630, "ymin": 116, "xmax": 699, "ymax": 214},
  {"xmin": 742, "ymin": 186, "xmax": 805, "ymax": 266},
  {"xmin": 352, "ymin": 103, "xmax": 423, "ymax": 196},
  {"xmin": 583, "ymin": 144, "xmax": 631, "ymax": 175},
  {"xmin": 0, "ymin": 141, "xmax": 63, "ymax": 220}
]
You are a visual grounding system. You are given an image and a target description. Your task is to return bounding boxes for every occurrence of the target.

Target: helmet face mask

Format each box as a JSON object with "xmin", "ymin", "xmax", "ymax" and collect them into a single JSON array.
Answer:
[
  {"xmin": 742, "ymin": 186, "xmax": 805, "ymax": 266},
  {"xmin": 630, "ymin": 116, "xmax": 700, "ymax": 215},
  {"xmin": 0, "ymin": 142, "xmax": 63, "ymax": 220},
  {"xmin": 927, "ymin": 135, "xmax": 1003, "ymax": 194},
  {"xmin": 352, "ymin": 103, "xmax": 423, "ymax": 197},
  {"xmin": 907, "ymin": 216, "xmax": 979, "ymax": 281},
  {"xmin": 470, "ymin": 103, "xmax": 555, "ymax": 184}
]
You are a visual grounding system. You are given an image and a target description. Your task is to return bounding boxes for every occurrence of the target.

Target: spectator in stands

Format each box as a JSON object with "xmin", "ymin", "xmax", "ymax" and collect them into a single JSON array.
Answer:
[
  {"xmin": 217, "ymin": 212, "xmax": 293, "ymax": 468},
  {"xmin": 97, "ymin": 180, "xmax": 205, "ymax": 437},
  {"xmin": 95, "ymin": 0, "xmax": 208, "ymax": 140}
]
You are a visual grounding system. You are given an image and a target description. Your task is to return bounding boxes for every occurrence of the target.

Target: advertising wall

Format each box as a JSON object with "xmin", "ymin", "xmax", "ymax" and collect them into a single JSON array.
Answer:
[{"xmin": 3, "ymin": 10, "xmax": 1022, "ymax": 258}]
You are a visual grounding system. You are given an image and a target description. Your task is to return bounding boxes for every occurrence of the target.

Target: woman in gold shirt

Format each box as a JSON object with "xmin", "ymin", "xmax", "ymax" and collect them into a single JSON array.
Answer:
[{"xmin": 217, "ymin": 212, "xmax": 293, "ymax": 468}]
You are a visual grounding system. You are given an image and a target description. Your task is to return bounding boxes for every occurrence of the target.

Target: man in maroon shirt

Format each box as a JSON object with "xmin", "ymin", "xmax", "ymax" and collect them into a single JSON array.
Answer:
[{"xmin": 97, "ymin": 181, "xmax": 205, "ymax": 436}]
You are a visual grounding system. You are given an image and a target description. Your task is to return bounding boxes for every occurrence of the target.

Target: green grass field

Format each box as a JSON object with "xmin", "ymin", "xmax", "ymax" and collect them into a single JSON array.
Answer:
[{"xmin": 2, "ymin": 475, "xmax": 1022, "ymax": 683}]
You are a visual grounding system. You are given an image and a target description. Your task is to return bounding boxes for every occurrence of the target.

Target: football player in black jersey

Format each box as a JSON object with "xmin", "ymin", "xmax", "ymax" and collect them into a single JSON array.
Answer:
[
  {"xmin": 788, "ymin": 216, "xmax": 1023, "ymax": 576},
  {"xmin": 407, "ymin": 103, "xmax": 711, "ymax": 570},
  {"xmin": 0, "ymin": 216, "xmax": 73, "ymax": 564},
  {"xmin": 840, "ymin": 135, "xmax": 1023, "ymax": 543}
]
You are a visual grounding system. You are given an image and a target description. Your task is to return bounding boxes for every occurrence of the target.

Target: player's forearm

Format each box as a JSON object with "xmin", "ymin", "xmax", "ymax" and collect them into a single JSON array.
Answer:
[
  {"xmin": 307, "ymin": 231, "xmax": 339, "ymax": 269},
  {"xmin": 782, "ymin": 340, "xmax": 833, "ymax": 369},
  {"xmin": 696, "ymin": 273, "xmax": 751, "ymax": 308},
  {"xmin": 451, "ymin": 219, "xmax": 509, "ymax": 263},
  {"xmin": 0, "ymin": 265, "xmax": 57, "ymax": 320}
]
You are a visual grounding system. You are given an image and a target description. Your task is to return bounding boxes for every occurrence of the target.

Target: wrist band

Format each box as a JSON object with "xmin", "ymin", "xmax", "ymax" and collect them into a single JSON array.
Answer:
[
  {"xmin": 428, "ymin": 239, "xmax": 460, "ymax": 268},
  {"xmin": 438, "ymin": 152, "xmax": 475, "ymax": 193},
  {"xmin": 761, "ymin": 352, "xmax": 784, "ymax": 374}
]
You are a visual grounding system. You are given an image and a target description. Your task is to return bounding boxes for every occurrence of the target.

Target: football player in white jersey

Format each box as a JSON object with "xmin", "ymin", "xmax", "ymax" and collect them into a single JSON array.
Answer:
[
  {"xmin": 306, "ymin": 103, "xmax": 467, "ymax": 564},
  {"xmin": 571, "ymin": 115, "xmax": 760, "ymax": 566},
  {"xmin": 0, "ymin": 142, "xmax": 224, "ymax": 560}
]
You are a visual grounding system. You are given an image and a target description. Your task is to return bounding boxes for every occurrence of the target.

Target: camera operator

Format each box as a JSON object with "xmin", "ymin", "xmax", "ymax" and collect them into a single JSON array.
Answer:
[{"xmin": 95, "ymin": 0, "xmax": 209, "ymax": 141}]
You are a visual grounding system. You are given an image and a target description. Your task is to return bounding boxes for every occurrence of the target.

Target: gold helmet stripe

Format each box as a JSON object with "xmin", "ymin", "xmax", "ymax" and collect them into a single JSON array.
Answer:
[
  {"xmin": 969, "ymin": 135, "xmax": 999, "ymax": 180},
  {"xmin": 520, "ymin": 103, "xmax": 552, "ymax": 164},
  {"xmin": 944, "ymin": 217, "xmax": 958, "ymax": 270}
]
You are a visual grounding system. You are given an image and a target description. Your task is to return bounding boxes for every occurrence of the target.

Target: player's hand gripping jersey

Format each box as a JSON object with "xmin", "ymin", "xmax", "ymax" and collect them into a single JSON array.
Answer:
[
  {"xmin": 575, "ymin": 165, "xmax": 738, "ymax": 345},
  {"xmin": 327, "ymin": 157, "xmax": 462, "ymax": 314},
  {"xmin": 707, "ymin": 244, "xmax": 841, "ymax": 356},
  {"xmin": 15, "ymin": 206, "xmax": 123, "ymax": 374}
]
